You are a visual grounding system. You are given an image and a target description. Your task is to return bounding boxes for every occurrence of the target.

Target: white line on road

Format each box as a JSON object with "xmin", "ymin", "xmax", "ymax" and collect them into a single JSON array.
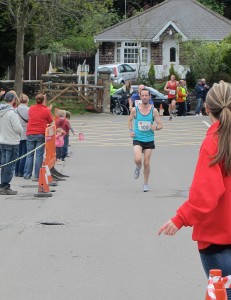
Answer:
[{"xmin": 203, "ymin": 121, "xmax": 211, "ymax": 128}]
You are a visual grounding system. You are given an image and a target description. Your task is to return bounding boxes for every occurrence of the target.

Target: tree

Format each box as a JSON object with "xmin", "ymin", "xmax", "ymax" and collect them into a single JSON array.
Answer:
[{"xmin": 182, "ymin": 39, "xmax": 231, "ymax": 84}]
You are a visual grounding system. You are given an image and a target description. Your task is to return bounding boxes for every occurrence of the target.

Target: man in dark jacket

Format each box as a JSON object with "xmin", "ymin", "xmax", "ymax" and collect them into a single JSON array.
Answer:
[{"xmin": 195, "ymin": 80, "xmax": 204, "ymax": 116}]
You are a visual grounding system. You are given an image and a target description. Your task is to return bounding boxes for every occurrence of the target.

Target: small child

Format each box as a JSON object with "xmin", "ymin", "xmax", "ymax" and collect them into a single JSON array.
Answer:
[{"xmin": 55, "ymin": 128, "xmax": 65, "ymax": 164}]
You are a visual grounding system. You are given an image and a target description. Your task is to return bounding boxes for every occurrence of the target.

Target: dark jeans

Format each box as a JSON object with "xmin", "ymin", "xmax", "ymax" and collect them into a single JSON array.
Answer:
[
  {"xmin": 15, "ymin": 140, "xmax": 27, "ymax": 176},
  {"xmin": 0, "ymin": 144, "xmax": 19, "ymax": 188},
  {"xmin": 56, "ymin": 147, "xmax": 62, "ymax": 160},
  {"xmin": 62, "ymin": 134, "xmax": 69, "ymax": 160},
  {"xmin": 195, "ymin": 97, "xmax": 203, "ymax": 114},
  {"xmin": 199, "ymin": 244, "xmax": 231, "ymax": 299},
  {"xmin": 24, "ymin": 134, "xmax": 45, "ymax": 179}
]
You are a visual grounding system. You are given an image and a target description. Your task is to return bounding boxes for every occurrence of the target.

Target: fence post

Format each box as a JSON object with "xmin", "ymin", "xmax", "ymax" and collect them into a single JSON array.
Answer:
[{"xmin": 98, "ymin": 70, "xmax": 111, "ymax": 113}]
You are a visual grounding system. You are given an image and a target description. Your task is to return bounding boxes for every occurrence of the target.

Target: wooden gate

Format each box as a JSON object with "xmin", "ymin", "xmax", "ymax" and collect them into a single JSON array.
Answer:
[{"xmin": 40, "ymin": 81, "xmax": 104, "ymax": 112}]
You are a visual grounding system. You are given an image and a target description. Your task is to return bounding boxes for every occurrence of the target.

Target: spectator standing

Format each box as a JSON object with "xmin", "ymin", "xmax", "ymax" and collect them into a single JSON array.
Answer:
[
  {"xmin": 24, "ymin": 94, "xmax": 53, "ymax": 180},
  {"xmin": 158, "ymin": 81, "xmax": 231, "ymax": 299},
  {"xmin": 55, "ymin": 110, "xmax": 70, "ymax": 161},
  {"xmin": 0, "ymin": 92, "xmax": 22, "ymax": 195},
  {"xmin": 195, "ymin": 79, "xmax": 204, "ymax": 116},
  {"xmin": 121, "ymin": 80, "xmax": 133, "ymax": 108},
  {"xmin": 15, "ymin": 94, "xmax": 29, "ymax": 177},
  {"xmin": 176, "ymin": 80, "xmax": 187, "ymax": 116},
  {"xmin": 164, "ymin": 75, "xmax": 178, "ymax": 120},
  {"xmin": 55, "ymin": 128, "xmax": 65, "ymax": 164},
  {"xmin": 201, "ymin": 78, "xmax": 210, "ymax": 115}
]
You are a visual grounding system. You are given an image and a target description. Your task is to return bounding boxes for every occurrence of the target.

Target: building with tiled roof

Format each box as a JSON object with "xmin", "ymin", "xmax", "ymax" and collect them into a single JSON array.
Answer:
[{"xmin": 94, "ymin": 0, "xmax": 231, "ymax": 78}]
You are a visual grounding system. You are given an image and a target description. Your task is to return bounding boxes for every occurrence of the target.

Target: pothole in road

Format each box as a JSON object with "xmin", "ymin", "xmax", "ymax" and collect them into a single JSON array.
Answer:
[{"xmin": 40, "ymin": 222, "xmax": 65, "ymax": 226}]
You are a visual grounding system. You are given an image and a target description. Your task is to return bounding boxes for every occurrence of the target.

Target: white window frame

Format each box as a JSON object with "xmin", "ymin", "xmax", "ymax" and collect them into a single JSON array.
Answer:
[{"xmin": 116, "ymin": 42, "xmax": 149, "ymax": 65}]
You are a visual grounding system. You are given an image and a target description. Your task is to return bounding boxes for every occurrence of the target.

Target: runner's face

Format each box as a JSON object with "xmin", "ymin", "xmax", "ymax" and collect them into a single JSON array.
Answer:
[{"xmin": 140, "ymin": 91, "xmax": 150, "ymax": 105}]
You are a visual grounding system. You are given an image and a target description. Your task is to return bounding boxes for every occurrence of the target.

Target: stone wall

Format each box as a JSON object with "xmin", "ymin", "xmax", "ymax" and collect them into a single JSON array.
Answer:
[
  {"xmin": 150, "ymin": 42, "xmax": 162, "ymax": 65},
  {"xmin": 99, "ymin": 42, "xmax": 115, "ymax": 65}
]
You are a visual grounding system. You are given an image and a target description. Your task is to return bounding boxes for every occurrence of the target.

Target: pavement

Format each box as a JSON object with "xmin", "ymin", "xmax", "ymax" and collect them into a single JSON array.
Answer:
[{"xmin": 0, "ymin": 113, "xmax": 211, "ymax": 300}]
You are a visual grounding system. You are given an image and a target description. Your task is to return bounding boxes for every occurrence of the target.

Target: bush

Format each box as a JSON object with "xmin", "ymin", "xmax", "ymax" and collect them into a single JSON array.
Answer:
[
  {"xmin": 185, "ymin": 68, "xmax": 197, "ymax": 89},
  {"xmin": 168, "ymin": 64, "xmax": 180, "ymax": 81},
  {"xmin": 148, "ymin": 62, "xmax": 156, "ymax": 87}
]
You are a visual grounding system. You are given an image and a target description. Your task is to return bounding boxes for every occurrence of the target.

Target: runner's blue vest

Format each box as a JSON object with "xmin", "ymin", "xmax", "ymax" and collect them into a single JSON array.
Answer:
[{"xmin": 134, "ymin": 106, "xmax": 155, "ymax": 142}]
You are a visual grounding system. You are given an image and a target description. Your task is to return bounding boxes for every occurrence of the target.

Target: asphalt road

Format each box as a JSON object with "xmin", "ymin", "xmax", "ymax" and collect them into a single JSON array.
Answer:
[{"xmin": 0, "ymin": 113, "xmax": 211, "ymax": 300}]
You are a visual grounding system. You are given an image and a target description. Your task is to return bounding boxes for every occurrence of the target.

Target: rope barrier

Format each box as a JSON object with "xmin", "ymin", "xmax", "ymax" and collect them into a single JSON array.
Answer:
[{"xmin": 0, "ymin": 143, "xmax": 45, "ymax": 168}]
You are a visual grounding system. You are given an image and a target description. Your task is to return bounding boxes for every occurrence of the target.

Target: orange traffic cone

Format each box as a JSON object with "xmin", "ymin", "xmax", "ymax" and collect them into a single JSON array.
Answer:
[
  {"xmin": 205, "ymin": 269, "xmax": 228, "ymax": 300},
  {"xmin": 159, "ymin": 104, "xmax": 164, "ymax": 116},
  {"xmin": 34, "ymin": 166, "xmax": 52, "ymax": 197},
  {"xmin": 44, "ymin": 164, "xmax": 57, "ymax": 187}
]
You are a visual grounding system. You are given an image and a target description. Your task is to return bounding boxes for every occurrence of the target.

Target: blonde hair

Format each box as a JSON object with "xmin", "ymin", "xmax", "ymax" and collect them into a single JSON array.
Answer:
[
  {"xmin": 58, "ymin": 109, "xmax": 66, "ymax": 118},
  {"xmin": 206, "ymin": 81, "xmax": 231, "ymax": 175},
  {"xmin": 19, "ymin": 93, "xmax": 29, "ymax": 103}
]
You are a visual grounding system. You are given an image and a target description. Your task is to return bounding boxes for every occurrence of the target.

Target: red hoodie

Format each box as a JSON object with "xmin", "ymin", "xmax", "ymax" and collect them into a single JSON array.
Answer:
[
  {"xmin": 55, "ymin": 117, "xmax": 70, "ymax": 134},
  {"xmin": 172, "ymin": 121, "xmax": 231, "ymax": 249}
]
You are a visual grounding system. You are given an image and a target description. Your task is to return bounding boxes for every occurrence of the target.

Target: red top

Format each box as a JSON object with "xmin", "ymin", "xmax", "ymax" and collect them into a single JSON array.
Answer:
[
  {"xmin": 172, "ymin": 122, "xmax": 231, "ymax": 249},
  {"xmin": 167, "ymin": 80, "xmax": 177, "ymax": 99},
  {"xmin": 27, "ymin": 104, "xmax": 53, "ymax": 135},
  {"xmin": 55, "ymin": 117, "xmax": 70, "ymax": 134}
]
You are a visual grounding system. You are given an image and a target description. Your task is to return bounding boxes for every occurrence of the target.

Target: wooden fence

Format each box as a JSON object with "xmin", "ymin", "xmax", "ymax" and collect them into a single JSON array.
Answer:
[{"xmin": 40, "ymin": 81, "xmax": 104, "ymax": 112}]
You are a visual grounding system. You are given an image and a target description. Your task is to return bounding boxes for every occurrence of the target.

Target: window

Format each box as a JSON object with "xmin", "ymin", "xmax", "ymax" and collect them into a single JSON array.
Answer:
[
  {"xmin": 124, "ymin": 48, "xmax": 138, "ymax": 64},
  {"xmin": 170, "ymin": 47, "xmax": 176, "ymax": 62},
  {"xmin": 141, "ymin": 49, "xmax": 148, "ymax": 64},
  {"xmin": 117, "ymin": 48, "xmax": 121, "ymax": 63},
  {"xmin": 116, "ymin": 42, "xmax": 149, "ymax": 64}
]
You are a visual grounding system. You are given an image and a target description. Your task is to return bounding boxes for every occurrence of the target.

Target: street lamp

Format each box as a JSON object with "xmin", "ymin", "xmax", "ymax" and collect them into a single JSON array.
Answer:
[{"xmin": 125, "ymin": 0, "xmax": 126, "ymax": 19}]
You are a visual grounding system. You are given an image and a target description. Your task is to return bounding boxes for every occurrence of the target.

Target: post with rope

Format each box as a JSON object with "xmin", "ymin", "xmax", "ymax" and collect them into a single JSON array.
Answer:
[{"xmin": 34, "ymin": 124, "xmax": 57, "ymax": 197}]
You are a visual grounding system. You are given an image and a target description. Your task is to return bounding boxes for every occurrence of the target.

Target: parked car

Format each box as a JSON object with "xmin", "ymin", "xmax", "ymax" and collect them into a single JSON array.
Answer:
[
  {"xmin": 97, "ymin": 63, "xmax": 137, "ymax": 84},
  {"xmin": 111, "ymin": 85, "xmax": 169, "ymax": 115}
]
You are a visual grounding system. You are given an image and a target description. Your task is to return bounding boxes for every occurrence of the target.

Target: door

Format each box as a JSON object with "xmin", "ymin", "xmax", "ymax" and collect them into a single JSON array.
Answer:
[{"xmin": 162, "ymin": 35, "xmax": 179, "ymax": 73}]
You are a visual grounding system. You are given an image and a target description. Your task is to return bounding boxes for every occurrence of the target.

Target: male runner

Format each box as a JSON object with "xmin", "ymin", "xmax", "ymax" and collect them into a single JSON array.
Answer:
[{"xmin": 128, "ymin": 88, "xmax": 163, "ymax": 192}]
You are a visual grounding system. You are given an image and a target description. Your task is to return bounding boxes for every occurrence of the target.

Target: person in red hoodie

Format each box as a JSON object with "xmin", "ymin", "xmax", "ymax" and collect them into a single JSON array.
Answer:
[{"xmin": 158, "ymin": 81, "xmax": 231, "ymax": 299}]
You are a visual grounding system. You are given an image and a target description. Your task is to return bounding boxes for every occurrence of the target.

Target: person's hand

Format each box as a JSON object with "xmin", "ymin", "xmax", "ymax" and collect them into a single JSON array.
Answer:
[
  {"xmin": 129, "ymin": 130, "xmax": 135, "ymax": 138},
  {"xmin": 0, "ymin": 90, "xmax": 5, "ymax": 97},
  {"xmin": 158, "ymin": 220, "xmax": 178, "ymax": 236}
]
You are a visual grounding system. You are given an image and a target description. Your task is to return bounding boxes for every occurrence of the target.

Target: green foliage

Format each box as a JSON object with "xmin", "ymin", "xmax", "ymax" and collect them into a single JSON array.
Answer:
[
  {"xmin": 148, "ymin": 61, "xmax": 156, "ymax": 87},
  {"xmin": 198, "ymin": 0, "xmax": 225, "ymax": 15},
  {"xmin": 185, "ymin": 67, "xmax": 197, "ymax": 89},
  {"xmin": 182, "ymin": 40, "xmax": 231, "ymax": 84},
  {"xmin": 168, "ymin": 64, "xmax": 180, "ymax": 81},
  {"xmin": 63, "ymin": 36, "xmax": 97, "ymax": 52}
]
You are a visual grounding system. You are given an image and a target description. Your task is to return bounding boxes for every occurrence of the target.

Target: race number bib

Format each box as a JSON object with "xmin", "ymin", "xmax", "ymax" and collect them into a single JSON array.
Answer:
[
  {"xmin": 135, "ymin": 100, "xmax": 142, "ymax": 106},
  {"xmin": 138, "ymin": 121, "xmax": 151, "ymax": 131},
  {"xmin": 169, "ymin": 89, "xmax": 176, "ymax": 95}
]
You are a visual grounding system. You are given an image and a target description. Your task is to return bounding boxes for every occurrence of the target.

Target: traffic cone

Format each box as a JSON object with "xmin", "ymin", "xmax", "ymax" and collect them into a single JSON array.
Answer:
[
  {"xmin": 159, "ymin": 104, "xmax": 164, "ymax": 116},
  {"xmin": 44, "ymin": 164, "xmax": 57, "ymax": 187},
  {"xmin": 205, "ymin": 269, "xmax": 228, "ymax": 300},
  {"xmin": 34, "ymin": 166, "xmax": 52, "ymax": 197}
]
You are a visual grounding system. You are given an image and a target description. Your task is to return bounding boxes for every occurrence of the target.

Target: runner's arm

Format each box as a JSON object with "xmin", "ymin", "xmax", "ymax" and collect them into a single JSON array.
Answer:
[
  {"xmin": 128, "ymin": 107, "xmax": 136, "ymax": 137},
  {"xmin": 164, "ymin": 82, "xmax": 169, "ymax": 92},
  {"xmin": 151, "ymin": 108, "xmax": 163, "ymax": 131}
]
